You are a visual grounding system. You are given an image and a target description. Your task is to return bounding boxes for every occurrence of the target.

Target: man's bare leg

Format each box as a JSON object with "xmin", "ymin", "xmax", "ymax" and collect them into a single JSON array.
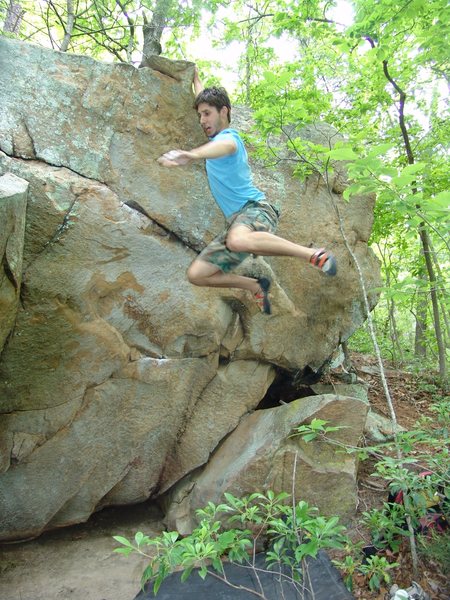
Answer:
[
  {"xmin": 187, "ymin": 258, "xmax": 261, "ymax": 294},
  {"xmin": 225, "ymin": 225, "xmax": 337, "ymax": 276},
  {"xmin": 226, "ymin": 225, "xmax": 315, "ymax": 259}
]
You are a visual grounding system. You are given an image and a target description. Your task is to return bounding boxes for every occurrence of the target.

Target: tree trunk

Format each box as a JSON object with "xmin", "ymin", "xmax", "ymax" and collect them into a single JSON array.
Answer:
[
  {"xmin": 388, "ymin": 296, "xmax": 404, "ymax": 363},
  {"xmin": 418, "ymin": 224, "xmax": 447, "ymax": 381},
  {"xmin": 140, "ymin": 0, "xmax": 175, "ymax": 66},
  {"xmin": 3, "ymin": 0, "xmax": 23, "ymax": 33},
  {"xmin": 414, "ymin": 266, "xmax": 428, "ymax": 359},
  {"xmin": 60, "ymin": 0, "xmax": 75, "ymax": 52}
]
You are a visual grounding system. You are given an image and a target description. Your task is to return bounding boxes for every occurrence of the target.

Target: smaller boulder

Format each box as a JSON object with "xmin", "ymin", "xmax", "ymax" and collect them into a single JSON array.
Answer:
[{"xmin": 166, "ymin": 393, "xmax": 369, "ymax": 534}]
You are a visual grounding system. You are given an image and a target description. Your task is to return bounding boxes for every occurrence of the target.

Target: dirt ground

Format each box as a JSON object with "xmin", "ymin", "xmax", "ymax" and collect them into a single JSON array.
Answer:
[
  {"xmin": 0, "ymin": 352, "xmax": 448, "ymax": 600},
  {"xmin": 0, "ymin": 502, "xmax": 163, "ymax": 600}
]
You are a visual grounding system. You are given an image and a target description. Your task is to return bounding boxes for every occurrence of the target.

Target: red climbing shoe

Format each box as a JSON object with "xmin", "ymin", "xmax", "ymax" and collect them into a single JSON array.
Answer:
[
  {"xmin": 309, "ymin": 248, "xmax": 337, "ymax": 276},
  {"xmin": 254, "ymin": 277, "xmax": 272, "ymax": 315}
]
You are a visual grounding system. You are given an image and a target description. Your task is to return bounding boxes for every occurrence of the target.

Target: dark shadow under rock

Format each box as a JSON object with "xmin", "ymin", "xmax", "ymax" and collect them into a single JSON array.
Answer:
[{"xmin": 134, "ymin": 550, "xmax": 354, "ymax": 600}]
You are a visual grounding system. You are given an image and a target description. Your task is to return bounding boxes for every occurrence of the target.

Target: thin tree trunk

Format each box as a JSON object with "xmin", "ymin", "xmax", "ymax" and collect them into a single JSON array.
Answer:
[
  {"xmin": 3, "ymin": 0, "xmax": 23, "ymax": 33},
  {"xmin": 414, "ymin": 266, "xmax": 428, "ymax": 359},
  {"xmin": 245, "ymin": 41, "xmax": 252, "ymax": 104},
  {"xmin": 376, "ymin": 242, "xmax": 404, "ymax": 362},
  {"xmin": 418, "ymin": 225, "xmax": 447, "ymax": 380},
  {"xmin": 60, "ymin": 0, "xmax": 75, "ymax": 52},
  {"xmin": 388, "ymin": 296, "xmax": 404, "ymax": 362}
]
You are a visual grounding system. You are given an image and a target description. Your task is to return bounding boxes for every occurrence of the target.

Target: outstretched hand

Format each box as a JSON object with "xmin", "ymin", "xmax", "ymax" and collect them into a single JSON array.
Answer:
[{"xmin": 157, "ymin": 150, "xmax": 194, "ymax": 167}]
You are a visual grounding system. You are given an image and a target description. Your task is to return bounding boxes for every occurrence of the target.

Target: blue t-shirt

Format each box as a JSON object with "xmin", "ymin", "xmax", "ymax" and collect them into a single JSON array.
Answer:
[{"xmin": 205, "ymin": 129, "xmax": 265, "ymax": 218}]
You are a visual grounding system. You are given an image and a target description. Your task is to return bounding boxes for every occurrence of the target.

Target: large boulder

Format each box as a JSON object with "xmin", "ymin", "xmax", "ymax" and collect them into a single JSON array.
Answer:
[{"xmin": 0, "ymin": 37, "xmax": 381, "ymax": 540}]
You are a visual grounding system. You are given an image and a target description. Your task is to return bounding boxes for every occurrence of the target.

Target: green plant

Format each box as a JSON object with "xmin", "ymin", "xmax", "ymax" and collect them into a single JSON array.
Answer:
[
  {"xmin": 333, "ymin": 543, "xmax": 399, "ymax": 593},
  {"xmin": 418, "ymin": 529, "xmax": 450, "ymax": 573},
  {"xmin": 358, "ymin": 554, "xmax": 399, "ymax": 592},
  {"xmin": 429, "ymin": 396, "xmax": 450, "ymax": 425},
  {"xmin": 289, "ymin": 418, "xmax": 344, "ymax": 442},
  {"xmin": 361, "ymin": 503, "xmax": 409, "ymax": 553},
  {"xmin": 333, "ymin": 554, "xmax": 357, "ymax": 592},
  {"xmin": 114, "ymin": 491, "xmax": 348, "ymax": 597}
]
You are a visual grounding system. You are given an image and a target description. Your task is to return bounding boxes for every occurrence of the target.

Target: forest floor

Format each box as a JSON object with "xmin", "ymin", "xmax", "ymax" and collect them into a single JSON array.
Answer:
[
  {"xmin": 331, "ymin": 352, "xmax": 449, "ymax": 600},
  {"xmin": 0, "ymin": 352, "xmax": 448, "ymax": 600}
]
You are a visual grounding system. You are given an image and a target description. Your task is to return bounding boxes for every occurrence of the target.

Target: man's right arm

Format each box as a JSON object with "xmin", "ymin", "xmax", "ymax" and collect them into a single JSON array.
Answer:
[{"xmin": 157, "ymin": 138, "xmax": 236, "ymax": 167}]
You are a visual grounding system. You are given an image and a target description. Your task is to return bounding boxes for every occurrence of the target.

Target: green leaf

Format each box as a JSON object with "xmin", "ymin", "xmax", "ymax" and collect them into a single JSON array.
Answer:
[
  {"xmin": 113, "ymin": 535, "xmax": 133, "ymax": 547},
  {"xmin": 326, "ymin": 147, "xmax": 358, "ymax": 161},
  {"xmin": 367, "ymin": 143, "xmax": 394, "ymax": 157},
  {"xmin": 153, "ymin": 577, "xmax": 163, "ymax": 596},
  {"xmin": 141, "ymin": 565, "xmax": 154, "ymax": 586},
  {"xmin": 432, "ymin": 190, "xmax": 450, "ymax": 207},
  {"xmin": 402, "ymin": 162, "xmax": 426, "ymax": 175},
  {"xmin": 217, "ymin": 530, "xmax": 236, "ymax": 547},
  {"xmin": 211, "ymin": 557, "xmax": 225, "ymax": 572},
  {"xmin": 113, "ymin": 547, "xmax": 134, "ymax": 556},
  {"xmin": 180, "ymin": 566, "xmax": 194, "ymax": 582}
]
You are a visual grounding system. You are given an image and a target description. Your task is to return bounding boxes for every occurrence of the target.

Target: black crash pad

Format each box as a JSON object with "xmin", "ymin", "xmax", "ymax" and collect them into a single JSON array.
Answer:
[{"xmin": 134, "ymin": 550, "xmax": 354, "ymax": 600}]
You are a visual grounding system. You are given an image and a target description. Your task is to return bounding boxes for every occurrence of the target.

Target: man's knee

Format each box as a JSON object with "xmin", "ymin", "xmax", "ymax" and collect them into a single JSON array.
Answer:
[
  {"xmin": 186, "ymin": 260, "xmax": 218, "ymax": 286},
  {"xmin": 226, "ymin": 230, "xmax": 251, "ymax": 253},
  {"xmin": 186, "ymin": 263, "xmax": 203, "ymax": 286}
]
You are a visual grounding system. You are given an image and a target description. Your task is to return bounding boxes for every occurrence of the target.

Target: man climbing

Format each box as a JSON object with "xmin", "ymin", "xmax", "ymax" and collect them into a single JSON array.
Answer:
[{"xmin": 157, "ymin": 69, "xmax": 337, "ymax": 315}]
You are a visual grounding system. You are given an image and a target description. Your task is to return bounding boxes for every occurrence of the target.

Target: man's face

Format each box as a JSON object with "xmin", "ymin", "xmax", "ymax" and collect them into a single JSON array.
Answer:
[{"xmin": 197, "ymin": 102, "xmax": 229, "ymax": 138}]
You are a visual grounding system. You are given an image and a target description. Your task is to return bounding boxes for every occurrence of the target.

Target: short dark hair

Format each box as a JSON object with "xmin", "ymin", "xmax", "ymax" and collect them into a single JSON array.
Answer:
[{"xmin": 194, "ymin": 87, "xmax": 231, "ymax": 123}]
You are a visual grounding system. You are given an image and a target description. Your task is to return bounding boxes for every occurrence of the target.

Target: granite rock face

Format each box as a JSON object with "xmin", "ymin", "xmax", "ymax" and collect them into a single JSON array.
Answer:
[
  {"xmin": 0, "ymin": 37, "xmax": 380, "ymax": 540},
  {"xmin": 0, "ymin": 173, "xmax": 28, "ymax": 351}
]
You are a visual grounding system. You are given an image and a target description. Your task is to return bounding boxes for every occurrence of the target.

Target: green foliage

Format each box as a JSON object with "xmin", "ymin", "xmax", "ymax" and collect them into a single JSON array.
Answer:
[
  {"xmin": 114, "ymin": 491, "xmax": 348, "ymax": 595},
  {"xmin": 289, "ymin": 418, "xmax": 344, "ymax": 442},
  {"xmin": 358, "ymin": 554, "xmax": 399, "ymax": 592},
  {"xmin": 331, "ymin": 393, "xmax": 448, "ymax": 590},
  {"xmin": 334, "ymin": 551, "xmax": 399, "ymax": 592},
  {"xmin": 354, "ymin": 398, "xmax": 449, "ymax": 571},
  {"xmin": 361, "ymin": 503, "xmax": 409, "ymax": 553},
  {"xmin": 213, "ymin": 0, "xmax": 449, "ymax": 377},
  {"xmin": 418, "ymin": 530, "xmax": 450, "ymax": 573},
  {"xmin": 0, "ymin": 0, "xmax": 205, "ymax": 63}
]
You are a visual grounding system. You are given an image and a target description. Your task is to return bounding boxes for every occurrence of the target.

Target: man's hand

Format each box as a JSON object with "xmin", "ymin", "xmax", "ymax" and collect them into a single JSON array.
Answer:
[
  {"xmin": 157, "ymin": 150, "xmax": 196, "ymax": 167},
  {"xmin": 158, "ymin": 140, "xmax": 236, "ymax": 167}
]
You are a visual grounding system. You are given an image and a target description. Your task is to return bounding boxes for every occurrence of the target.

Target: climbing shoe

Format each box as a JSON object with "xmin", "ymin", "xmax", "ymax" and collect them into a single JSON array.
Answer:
[
  {"xmin": 309, "ymin": 248, "xmax": 337, "ymax": 276},
  {"xmin": 254, "ymin": 277, "xmax": 272, "ymax": 315}
]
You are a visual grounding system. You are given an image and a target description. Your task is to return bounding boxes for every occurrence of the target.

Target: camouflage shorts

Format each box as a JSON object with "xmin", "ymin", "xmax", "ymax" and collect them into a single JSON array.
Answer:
[{"xmin": 197, "ymin": 200, "xmax": 281, "ymax": 273}]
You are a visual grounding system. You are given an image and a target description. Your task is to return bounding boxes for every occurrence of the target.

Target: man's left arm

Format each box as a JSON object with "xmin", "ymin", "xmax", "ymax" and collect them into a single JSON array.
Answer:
[{"xmin": 193, "ymin": 66, "xmax": 204, "ymax": 97}]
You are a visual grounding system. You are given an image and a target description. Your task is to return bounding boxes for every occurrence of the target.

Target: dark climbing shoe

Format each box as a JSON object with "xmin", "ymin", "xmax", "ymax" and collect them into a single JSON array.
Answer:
[
  {"xmin": 309, "ymin": 248, "xmax": 337, "ymax": 276},
  {"xmin": 254, "ymin": 277, "xmax": 272, "ymax": 315}
]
